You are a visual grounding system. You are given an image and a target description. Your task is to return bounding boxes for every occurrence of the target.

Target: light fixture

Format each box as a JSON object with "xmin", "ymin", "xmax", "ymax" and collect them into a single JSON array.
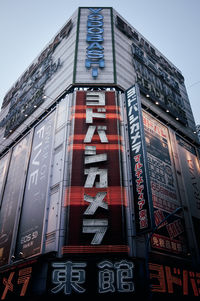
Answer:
[
  {"xmin": 155, "ymin": 101, "xmax": 159, "ymax": 105},
  {"xmin": 166, "ymin": 109, "xmax": 169, "ymax": 113},
  {"xmin": 146, "ymin": 94, "xmax": 150, "ymax": 98},
  {"xmin": 176, "ymin": 117, "xmax": 179, "ymax": 120}
]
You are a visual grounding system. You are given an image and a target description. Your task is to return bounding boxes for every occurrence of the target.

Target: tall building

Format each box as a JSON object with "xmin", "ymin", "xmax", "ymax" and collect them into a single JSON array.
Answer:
[{"xmin": 0, "ymin": 7, "xmax": 200, "ymax": 300}]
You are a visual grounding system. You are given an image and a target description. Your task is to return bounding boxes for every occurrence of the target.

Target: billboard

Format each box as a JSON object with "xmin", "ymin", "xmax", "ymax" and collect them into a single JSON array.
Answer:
[
  {"xmin": 143, "ymin": 112, "xmax": 188, "ymax": 255},
  {"xmin": 176, "ymin": 135, "xmax": 200, "ymax": 218},
  {"xmin": 125, "ymin": 85, "xmax": 153, "ymax": 233},
  {"xmin": 0, "ymin": 135, "xmax": 30, "ymax": 266},
  {"xmin": 63, "ymin": 90, "xmax": 128, "ymax": 254},
  {"xmin": 15, "ymin": 112, "xmax": 55, "ymax": 259}
]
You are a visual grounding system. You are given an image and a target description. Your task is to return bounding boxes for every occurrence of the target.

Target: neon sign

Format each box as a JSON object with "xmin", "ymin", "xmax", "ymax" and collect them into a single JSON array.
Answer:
[
  {"xmin": 149, "ymin": 263, "xmax": 200, "ymax": 296},
  {"xmin": 85, "ymin": 8, "xmax": 105, "ymax": 78},
  {"xmin": 64, "ymin": 90, "xmax": 128, "ymax": 254},
  {"xmin": 51, "ymin": 259, "xmax": 135, "ymax": 296}
]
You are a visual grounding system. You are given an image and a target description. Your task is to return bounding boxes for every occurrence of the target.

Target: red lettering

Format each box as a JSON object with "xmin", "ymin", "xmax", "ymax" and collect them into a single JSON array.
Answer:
[{"xmin": 149, "ymin": 263, "xmax": 166, "ymax": 293}]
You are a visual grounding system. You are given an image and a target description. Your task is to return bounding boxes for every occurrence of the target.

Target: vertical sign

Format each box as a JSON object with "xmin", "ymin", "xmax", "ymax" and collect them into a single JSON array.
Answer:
[
  {"xmin": 125, "ymin": 85, "xmax": 152, "ymax": 233},
  {"xmin": 0, "ymin": 135, "xmax": 30, "ymax": 266},
  {"xmin": 85, "ymin": 8, "xmax": 105, "ymax": 78},
  {"xmin": 75, "ymin": 7, "xmax": 115, "ymax": 84},
  {"xmin": 143, "ymin": 113, "xmax": 188, "ymax": 255},
  {"xmin": 15, "ymin": 112, "xmax": 55, "ymax": 259},
  {"xmin": 63, "ymin": 90, "xmax": 128, "ymax": 254}
]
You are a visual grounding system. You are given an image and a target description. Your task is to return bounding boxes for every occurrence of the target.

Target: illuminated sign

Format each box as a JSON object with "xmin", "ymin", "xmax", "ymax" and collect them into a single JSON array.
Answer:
[
  {"xmin": 85, "ymin": 8, "xmax": 105, "ymax": 78},
  {"xmin": 0, "ymin": 256, "xmax": 199, "ymax": 299},
  {"xmin": 63, "ymin": 90, "xmax": 128, "ymax": 254},
  {"xmin": 125, "ymin": 85, "xmax": 153, "ymax": 233},
  {"xmin": 149, "ymin": 263, "xmax": 200, "ymax": 297},
  {"xmin": 0, "ymin": 20, "xmax": 72, "ymax": 137},
  {"xmin": 0, "ymin": 265, "xmax": 33, "ymax": 299},
  {"xmin": 51, "ymin": 259, "xmax": 134, "ymax": 296}
]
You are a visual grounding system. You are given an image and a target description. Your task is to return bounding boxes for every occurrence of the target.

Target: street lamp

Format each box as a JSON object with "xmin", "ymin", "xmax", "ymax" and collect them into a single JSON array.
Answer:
[{"xmin": 145, "ymin": 206, "xmax": 183, "ymax": 299}]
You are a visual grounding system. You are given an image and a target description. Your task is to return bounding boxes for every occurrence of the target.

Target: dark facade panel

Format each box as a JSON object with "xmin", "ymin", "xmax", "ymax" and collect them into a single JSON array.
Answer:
[
  {"xmin": 0, "ymin": 134, "xmax": 31, "ymax": 266},
  {"xmin": 15, "ymin": 112, "xmax": 55, "ymax": 259}
]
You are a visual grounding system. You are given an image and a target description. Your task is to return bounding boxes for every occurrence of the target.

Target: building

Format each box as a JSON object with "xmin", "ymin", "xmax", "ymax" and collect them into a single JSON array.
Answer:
[{"xmin": 0, "ymin": 7, "xmax": 200, "ymax": 300}]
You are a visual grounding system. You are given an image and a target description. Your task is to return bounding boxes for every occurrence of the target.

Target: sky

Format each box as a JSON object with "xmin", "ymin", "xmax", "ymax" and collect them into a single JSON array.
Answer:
[{"xmin": 0, "ymin": 0, "xmax": 200, "ymax": 124}]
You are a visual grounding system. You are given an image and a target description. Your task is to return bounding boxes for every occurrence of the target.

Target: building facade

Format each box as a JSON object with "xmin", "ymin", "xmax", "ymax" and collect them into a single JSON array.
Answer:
[{"xmin": 0, "ymin": 7, "xmax": 200, "ymax": 300}]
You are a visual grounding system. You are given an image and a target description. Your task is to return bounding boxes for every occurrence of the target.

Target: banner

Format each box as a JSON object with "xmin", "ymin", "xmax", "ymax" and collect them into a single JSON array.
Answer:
[
  {"xmin": 125, "ymin": 85, "xmax": 153, "ymax": 233},
  {"xmin": 63, "ymin": 91, "xmax": 128, "ymax": 254},
  {"xmin": 15, "ymin": 112, "xmax": 55, "ymax": 258},
  {"xmin": 0, "ymin": 135, "xmax": 30, "ymax": 266},
  {"xmin": 143, "ymin": 112, "xmax": 188, "ymax": 255}
]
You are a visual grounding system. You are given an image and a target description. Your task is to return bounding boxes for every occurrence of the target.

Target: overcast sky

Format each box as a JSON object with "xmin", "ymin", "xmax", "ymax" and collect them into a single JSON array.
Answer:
[{"xmin": 0, "ymin": 0, "xmax": 200, "ymax": 124}]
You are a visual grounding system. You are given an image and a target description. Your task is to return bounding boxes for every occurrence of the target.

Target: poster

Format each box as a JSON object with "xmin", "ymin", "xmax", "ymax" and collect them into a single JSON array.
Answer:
[
  {"xmin": 0, "ymin": 135, "xmax": 30, "ymax": 266},
  {"xmin": 15, "ymin": 112, "xmax": 55, "ymax": 258}
]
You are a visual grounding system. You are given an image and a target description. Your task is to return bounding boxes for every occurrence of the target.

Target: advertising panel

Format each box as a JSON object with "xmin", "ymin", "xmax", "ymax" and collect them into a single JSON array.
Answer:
[
  {"xmin": 125, "ymin": 85, "xmax": 153, "ymax": 233},
  {"xmin": 0, "ymin": 135, "xmax": 30, "ymax": 266},
  {"xmin": 176, "ymin": 135, "xmax": 200, "ymax": 219},
  {"xmin": 63, "ymin": 90, "xmax": 128, "ymax": 254},
  {"xmin": 15, "ymin": 112, "xmax": 55, "ymax": 259},
  {"xmin": 143, "ymin": 112, "xmax": 188, "ymax": 255}
]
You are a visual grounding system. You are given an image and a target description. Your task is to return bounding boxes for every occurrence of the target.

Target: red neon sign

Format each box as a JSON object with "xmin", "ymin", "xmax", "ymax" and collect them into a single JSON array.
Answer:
[
  {"xmin": 63, "ymin": 91, "xmax": 128, "ymax": 254},
  {"xmin": 149, "ymin": 263, "xmax": 200, "ymax": 296}
]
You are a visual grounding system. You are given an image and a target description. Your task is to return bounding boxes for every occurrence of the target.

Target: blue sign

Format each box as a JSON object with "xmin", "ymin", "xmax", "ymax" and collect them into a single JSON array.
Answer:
[{"xmin": 86, "ymin": 8, "xmax": 105, "ymax": 78}]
